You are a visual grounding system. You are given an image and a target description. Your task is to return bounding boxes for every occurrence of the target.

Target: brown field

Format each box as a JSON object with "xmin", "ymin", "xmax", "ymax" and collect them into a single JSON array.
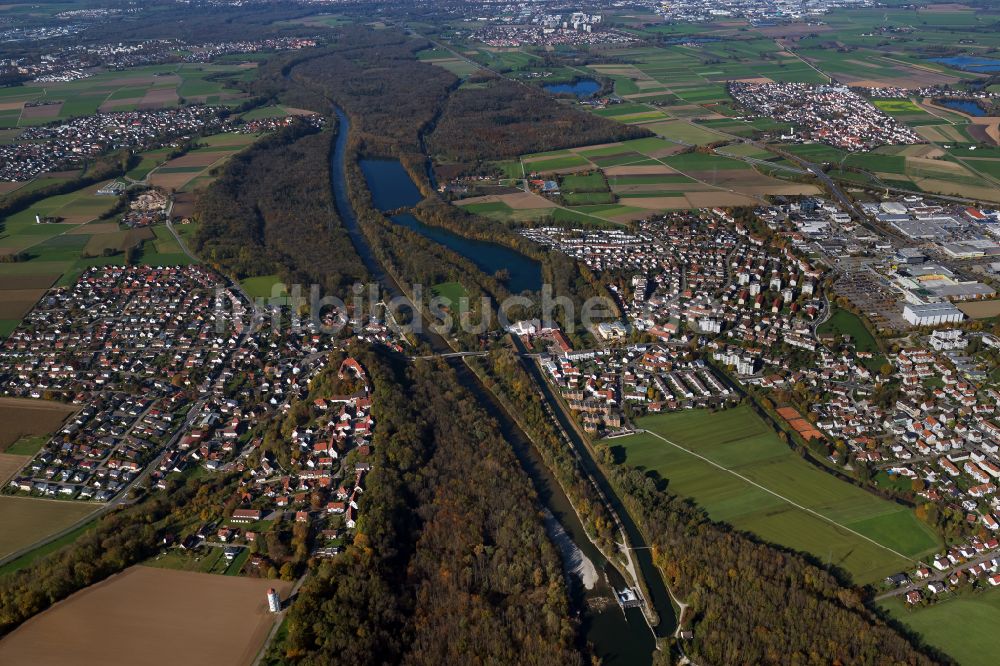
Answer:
[
  {"xmin": 0, "ymin": 397, "xmax": 77, "ymax": 449},
  {"xmin": 0, "ymin": 453, "xmax": 28, "ymax": 485},
  {"xmin": 971, "ymin": 117, "xmax": 1000, "ymax": 145},
  {"xmin": 137, "ymin": 87, "xmax": 178, "ymax": 109},
  {"xmin": 68, "ymin": 222, "xmax": 119, "ymax": 235},
  {"xmin": 0, "ymin": 288, "xmax": 47, "ymax": 320},
  {"xmin": 148, "ymin": 171, "xmax": 198, "ymax": 189},
  {"xmin": 170, "ymin": 191, "xmax": 198, "ymax": 218},
  {"xmin": 0, "ymin": 274, "xmax": 59, "ymax": 289},
  {"xmin": 0, "ymin": 181, "xmax": 24, "ymax": 195},
  {"xmin": 282, "ymin": 106, "xmax": 318, "ymax": 116},
  {"xmin": 161, "ymin": 151, "xmax": 229, "ymax": 168},
  {"xmin": 603, "ymin": 164, "xmax": 678, "ymax": 176},
  {"xmin": 83, "ymin": 228, "xmax": 154, "ymax": 255},
  {"xmin": 0, "ymin": 496, "xmax": 97, "ymax": 558},
  {"xmin": 0, "ymin": 567, "xmax": 294, "ymax": 666},
  {"xmin": 98, "ymin": 97, "xmax": 142, "ymax": 112},
  {"xmin": 19, "ymin": 103, "xmax": 62, "ymax": 120},
  {"xmin": 958, "ymin": 300, "xmax": 1000, "ymax": 319},
  {"xmin": 684, "ymin": 191, "xmax": 760, "ymax": 207},
  {"xmin": 915, "ymin": 125, "xmax": 951, "ymax": 143},
  {"xmin": 0, "ymin": 101, "xmax": 24, "ymax": 111},
  {"xmin": 912, "ymin": 178, "xmax": 1000, "ymax": 203},
  {"xmin": 457, "ymin": 191, "xmax": 557, "ymax": 210}
]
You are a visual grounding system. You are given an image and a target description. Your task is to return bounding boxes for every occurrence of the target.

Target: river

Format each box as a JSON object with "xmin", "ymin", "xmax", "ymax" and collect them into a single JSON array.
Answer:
[{"xmin": 330, "ymin": 109, "xmax": 662, "ymax": 663}]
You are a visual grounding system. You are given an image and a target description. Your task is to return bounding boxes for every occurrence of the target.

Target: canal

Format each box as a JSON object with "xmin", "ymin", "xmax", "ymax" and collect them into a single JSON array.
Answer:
[{"xmin": 331, "ymin": 109, "xmax": 662, "ymax": 663}]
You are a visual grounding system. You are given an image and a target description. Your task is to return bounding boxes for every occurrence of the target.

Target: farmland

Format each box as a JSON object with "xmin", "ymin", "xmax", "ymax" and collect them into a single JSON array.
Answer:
[
  {"xmin": 0, "ymin": 63, "xmax": 252, "ymax": 129},
  {"xmin": 0, "ymin": 398, "xmax": 76, "ymax": 450},
  {"xmin": 0, "ymin": 566, "xmax": 293, "ymax": 666},
  {"xmin": 513, "ymin": 137, "xmax": 819, "ymax": 222},
  {"xmin": 605, "ymin": 407, "xmax": 940, "ymax": 584},
  {"xmin": 0, "ymin": 496, "xmax": 97, "ymax": 559}
]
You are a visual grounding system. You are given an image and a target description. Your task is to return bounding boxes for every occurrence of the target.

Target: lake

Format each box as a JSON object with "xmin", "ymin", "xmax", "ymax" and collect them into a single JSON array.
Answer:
[
  {"xmin": 930, "ymin": 56, "xmax": 1000, "ymax": 74},
  {"xmin": 543, "ymin": 78, "xmax": 601, "ymax": 99},
  {"xmin": 390, "ymin": 213, "xmax": 542, "ymax": 293},
  {"xmin": 358, "ymin": 159, "xmax": 423, "ymax": 211},
  {"xmin": 935, "ymin": 98, "xmax": 987, "ymax": 117},
  {"xmin": 357, "ymin": 154, "xmax": 542, "ymax": 293}
]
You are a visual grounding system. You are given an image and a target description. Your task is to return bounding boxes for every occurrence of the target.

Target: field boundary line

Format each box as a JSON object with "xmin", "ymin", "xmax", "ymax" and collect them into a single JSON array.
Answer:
[{"xmin": 637, "ymin": 428, "xmax": 913, "ymax": 563}]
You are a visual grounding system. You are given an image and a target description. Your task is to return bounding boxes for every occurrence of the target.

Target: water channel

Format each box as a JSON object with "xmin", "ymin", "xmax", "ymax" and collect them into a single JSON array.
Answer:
[{"xmin": 331, "ymin": 109, "xmax": 666, "ymax": 663}]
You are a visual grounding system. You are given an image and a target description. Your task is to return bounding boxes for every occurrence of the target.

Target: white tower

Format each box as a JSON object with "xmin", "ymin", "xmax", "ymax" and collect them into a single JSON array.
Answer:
[{"xmin": 266, "ymin": 588, "xmax": 281, "ymax": 613}]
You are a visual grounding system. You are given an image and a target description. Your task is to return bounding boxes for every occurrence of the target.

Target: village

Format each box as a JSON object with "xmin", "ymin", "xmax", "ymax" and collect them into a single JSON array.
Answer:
[
  {"xmin": 728, "ymin": 81, "xmax": 923, "ymax": 150},
  {"xmin": 0, "ymin": 262, "xmax": 400, "ymax": 571}
]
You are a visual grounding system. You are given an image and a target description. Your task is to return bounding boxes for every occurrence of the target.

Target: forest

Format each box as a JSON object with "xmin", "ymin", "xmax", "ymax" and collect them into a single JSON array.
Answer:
[
  {"xmin": 193, "ymin": 121, "xmax": 369, "ymax": 293},
  {"xmin": 427, "ymin": 74, "xmax": 650, "ymax": 170},
  {"xmin": 276, "ymin": 351, "xmax": 581, "ymax": 665}
]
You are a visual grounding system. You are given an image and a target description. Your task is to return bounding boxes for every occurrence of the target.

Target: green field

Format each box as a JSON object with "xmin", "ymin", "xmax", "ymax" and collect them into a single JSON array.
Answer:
[
  {"xmin": 817, "ymin": 308, "xmax": 879, "ymax": 354},
  {"xmin": 881, "ymin": 588, "xmax": 1000, "ymax": 666},
  {"xmin": 241, "ymin": 274, "xmax": 285, "ymax": 299},
  {"xmin": 430, "ymin": 281, "xmax": 468, "ymax": 304},
  {"xmin": 5, "ymin": 434, "xmax": 47, "ymax": 456},
  {"xmin": 607, "ymin": 407, "xmax": 939, "ymax": 583}
]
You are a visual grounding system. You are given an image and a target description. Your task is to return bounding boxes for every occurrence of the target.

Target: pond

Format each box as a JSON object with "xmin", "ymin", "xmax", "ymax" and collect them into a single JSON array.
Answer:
[
  {"xmin": 543, "ymin": 78, "xmax": 601, "ymax": 99},
  {"xmin": 390, "ymin": 213, "xmax": 542, "ymax": 294},
  {"xmin": 934, "ymin": 98, "xmax": 987, "ymax": 117},
  {"xmin": 930, "ymin": 56, "xmax": 1000, "ymax": 74}
]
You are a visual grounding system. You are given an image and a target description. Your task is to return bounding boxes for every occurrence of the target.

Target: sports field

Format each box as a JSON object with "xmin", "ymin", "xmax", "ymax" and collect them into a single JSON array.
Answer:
[
  {"xmin": 0, "ymin": 566, "xmax": 293, "ymax": 666},
  {"xmin": 880, "ymin": 588, "xmax": 1000, "ymax": 666},
  {"xmin": 607, "ymin": 407, "xmax": 940, "ymax": 584}
]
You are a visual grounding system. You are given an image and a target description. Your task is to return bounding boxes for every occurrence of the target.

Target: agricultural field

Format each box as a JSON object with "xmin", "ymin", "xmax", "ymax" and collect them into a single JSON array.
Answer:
[
  {"xmin": 606, "ymin": 407, "xmax": 940, "ymax": 584},
  {"xmin": 0, "ymin": 398, "xmax": 76, "ymax": 450},
  {"xmin": 0, "ymin": 566, "xmax": 294, "ymax": 666},
  {"xmin": 148, "ymin": 133, "xmax": 258, "ymax": 191},
  {"xmin": 0, "ymin": 496, "xmax": 97, "ymax": 559},
  {"xmin": 0, "ymin": 453, "xmax": 27, "ymax": 486},
  {"xmin": 0, "ymin": 63, "xmax": 253, "ymax": 128},
  {"xmin": 513, "ymin": 137, "xmax": 819, "ymax": 222},
  {"xmin": 880, "ymin": 588, "xmax": 1000, "ymax": 666}
]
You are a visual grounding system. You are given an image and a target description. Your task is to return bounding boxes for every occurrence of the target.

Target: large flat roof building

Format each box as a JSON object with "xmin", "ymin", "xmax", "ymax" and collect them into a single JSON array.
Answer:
[{"xmin": 903, "ymin": 302, "xmax": 965, "ymax": 327}]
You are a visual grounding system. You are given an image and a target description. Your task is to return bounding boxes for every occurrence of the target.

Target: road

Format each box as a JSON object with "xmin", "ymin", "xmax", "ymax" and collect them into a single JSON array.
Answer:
[{"xmin": 876, "ymin": 548, "xmax": 1000, "ymax": 602}]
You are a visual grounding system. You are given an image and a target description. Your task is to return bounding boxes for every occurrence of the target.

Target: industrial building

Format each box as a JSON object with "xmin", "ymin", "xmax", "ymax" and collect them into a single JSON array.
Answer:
[{"xmin": 903, "ymin": 303, "xmax": 965, "ymax": 326}]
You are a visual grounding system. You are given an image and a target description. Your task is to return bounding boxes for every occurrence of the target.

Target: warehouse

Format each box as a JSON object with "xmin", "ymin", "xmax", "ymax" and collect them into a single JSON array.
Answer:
[{"xmin": 903, "ymin": 303, "xmax": 965, "ymax": 326}]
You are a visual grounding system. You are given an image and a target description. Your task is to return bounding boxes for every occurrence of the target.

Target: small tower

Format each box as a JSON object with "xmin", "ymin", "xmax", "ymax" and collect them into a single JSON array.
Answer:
[{"xmin": 266, "ymin": 588, "xmax": 281, "ymax": 613}]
